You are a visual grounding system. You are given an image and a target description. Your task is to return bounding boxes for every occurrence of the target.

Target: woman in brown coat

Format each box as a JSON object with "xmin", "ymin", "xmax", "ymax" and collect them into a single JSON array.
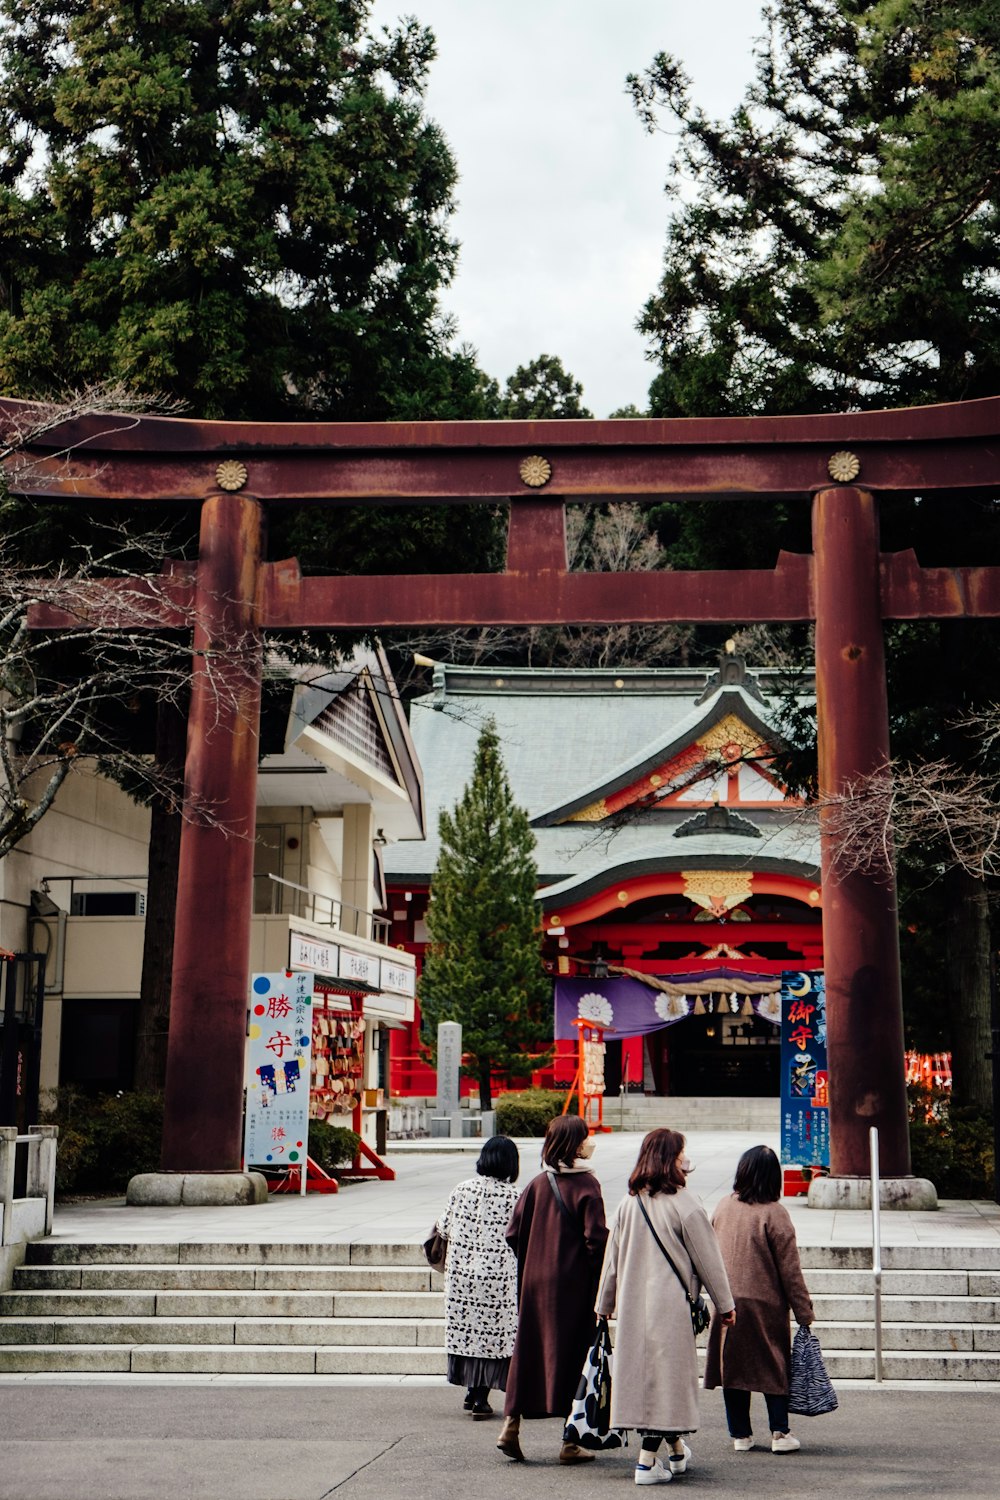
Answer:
[
  {"xmin": 497, "ymin": 1114, "xmax": 608, "ymax": 1465},
  {"xmin": 704, "ymin": 1144, "xmax": 815, "ymax": 1455},
  {"xmin": 597, "ymin": 1129, "xmax": 736, "ymax": 1486}
]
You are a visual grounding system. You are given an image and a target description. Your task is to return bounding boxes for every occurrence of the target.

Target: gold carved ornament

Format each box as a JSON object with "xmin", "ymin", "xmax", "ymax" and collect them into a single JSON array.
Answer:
[
  {"xmin": 682, "ymin": 869, "xmax": 754, "ymax": 916},
  {"xmin": 519, "ymin": 454, "xmax": 552, "ymax": 488},
  {"xmin": 697, "ymin": 714, "xmax": 765, "ymax": 760},
  {"xmin": 215, "ymin": 460, "xmax": 248, "ymax": 492},
  {"xmin": 827, "ymin": 450, "xmax": 861, "ymax": 483}
]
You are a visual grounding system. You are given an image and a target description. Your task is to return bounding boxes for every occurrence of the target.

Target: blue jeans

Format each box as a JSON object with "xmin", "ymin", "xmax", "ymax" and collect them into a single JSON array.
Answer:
[{"xmin": 723, "ymin": 1387, "xmax": 790, "ymax": 1438}]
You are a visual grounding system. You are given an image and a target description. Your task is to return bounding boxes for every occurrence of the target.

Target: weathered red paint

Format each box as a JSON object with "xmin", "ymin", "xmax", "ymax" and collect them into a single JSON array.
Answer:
[
  {"xmin": 9, "ymin": 391, "xmax": 1000, "ymax": 502},
  {"xmin": 160, "ymin": 492, "xmax": 263, "ymax": 1172},
  {"xmin": 14, "ymin": 389, "xmax": 998, "ymax": 1184},
  {"xmin": 813, "ymin": 487, "xmax": 910, "ymax": 1179},
  {"xmin": 261, "ymin": 552, "xmax": 816, "ymax": 627}
]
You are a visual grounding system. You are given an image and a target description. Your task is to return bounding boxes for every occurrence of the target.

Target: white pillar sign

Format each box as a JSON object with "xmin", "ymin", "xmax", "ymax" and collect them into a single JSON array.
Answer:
[
  {"xmin": 244, "ymin": 971, "xmax": 313, "ymax": 1169},
  {"xmin": 436, "ymin": 1020, "xmax": 462, "ymax": 1121}
]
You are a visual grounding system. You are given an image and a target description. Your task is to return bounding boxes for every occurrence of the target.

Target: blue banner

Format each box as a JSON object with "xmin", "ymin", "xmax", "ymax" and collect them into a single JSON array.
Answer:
[{"xmin": 779, "ymin": 971, "xmax": 830, "ymax": 1168}]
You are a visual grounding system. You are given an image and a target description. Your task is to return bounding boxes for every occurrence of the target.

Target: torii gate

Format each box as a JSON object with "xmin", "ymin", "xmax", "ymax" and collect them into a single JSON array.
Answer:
[{"xmin": 13, "ymin": 394, "xmax": 1000, "ymax": 1196}]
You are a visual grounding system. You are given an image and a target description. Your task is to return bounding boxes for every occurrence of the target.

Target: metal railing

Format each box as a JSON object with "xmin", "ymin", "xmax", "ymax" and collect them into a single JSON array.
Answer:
[
  {"xmin": 870, "ymin": 1125, "xmax": 884, "ymax": 1383},
  {"xmin": 0, "ymin": 1126, "xmax": 57, "ymax": 1246},
  {"xmin": 260, "ymin": 874, "xmax": 390, "ymax": 942}
]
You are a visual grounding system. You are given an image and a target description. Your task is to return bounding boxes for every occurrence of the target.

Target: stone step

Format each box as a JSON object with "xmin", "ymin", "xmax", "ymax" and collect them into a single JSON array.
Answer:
[
  {"xmin": 810, "ymin": 1293, "xmax": 1000, "ymax": 1324},
  {"xmin": 0, "ymin": 1315, "xmax": 445, "ymax": 1347},
  {"xmin": 14, "ymin": 1264, "xmax": 436, "ymax": 1293},
  {"xmin": 26, "ymin": 1241, "xmax": 430, "ymax": 1268},
  {"xmin": 0, "ymin": 1288, "xmax": 445, "ymax": 1319},
  {"xmin": 0, "ymin": 1343, "xmax": 447, "ymax": 1375},
  {"xmin": 0, "ymin": 1337, "xmax": 997, "ymax": 1380},
  {"xmin": 813, "ymin": 1320, "xmax": 1000, "ymax": 1353},
  {"xmin": 27, "ymin": 1239, "xmax": 1000, "ymax": 1273},
  {"xmin": 805, "ymin": 1268, "xmax": 971, "ymax": 1295}
]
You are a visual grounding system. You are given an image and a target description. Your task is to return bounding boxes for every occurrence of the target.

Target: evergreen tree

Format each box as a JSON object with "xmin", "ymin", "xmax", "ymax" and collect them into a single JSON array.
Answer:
[
  {"xmin": 497, "ymin": 354, "xmax": 592, "ymax": 418},
  {"xmin": 0, "ymin": 0, "xmax": 474, "ymax": 421},
  {"xmin": 418, "ymin": 720, "xmax": 550, "ymax": 1111},
  {"xmin": 629, "ymin": 0, "xmax": 1000, "ymax": 1110}
]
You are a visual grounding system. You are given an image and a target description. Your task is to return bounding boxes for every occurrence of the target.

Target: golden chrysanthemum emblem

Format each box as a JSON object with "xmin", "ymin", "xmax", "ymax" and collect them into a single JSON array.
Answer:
[
  {"xmin": 215, "ymin": 460, "xmax": 248, "ymax": 492},
  {"xmin": 518, "ymin": 454, "xmax": 552, "ymax": 488},
  {"xmin": 827, "ymin": 450, "xmax": 861, "ymax": 483}
]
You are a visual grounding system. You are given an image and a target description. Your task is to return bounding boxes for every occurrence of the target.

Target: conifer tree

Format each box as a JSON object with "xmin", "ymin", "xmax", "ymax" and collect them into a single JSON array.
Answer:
[
  {"xmin": 629, "ymin": 0, "xmax": 1000, "ymax": 1110},
  {"xmin": 418, "ymin": 720, "xmax": 550, "ymax": 1112}
]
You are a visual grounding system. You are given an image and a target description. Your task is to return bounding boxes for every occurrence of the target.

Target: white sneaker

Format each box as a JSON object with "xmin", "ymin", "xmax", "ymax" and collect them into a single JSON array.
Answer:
[
  {"xmin": 635, "ymin": 1459, "xmax": 673, "ymax": 1484},
  {"xmin": 733, "ymin": 1437, "xmax": 755, "ymax": 1452},
  {"xmin": 668, "ymin": 1441, "xmax": 692, "ymax": 1475},
  {"xmin": 771, "ymin": 1433, "xmax": 801, "ymax": 1454}
]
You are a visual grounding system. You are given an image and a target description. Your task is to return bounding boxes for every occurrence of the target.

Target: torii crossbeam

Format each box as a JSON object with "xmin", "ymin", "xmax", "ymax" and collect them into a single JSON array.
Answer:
[{"xmin": 12, "ymin": 394, "xmax": 1000, "ymax": 1189}]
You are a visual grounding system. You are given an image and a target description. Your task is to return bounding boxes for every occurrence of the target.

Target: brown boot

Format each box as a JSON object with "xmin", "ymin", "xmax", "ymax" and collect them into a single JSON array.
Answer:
[
  {"xmin": 559, "ymin": 1442, "xmax": 595, "ymax": 1464},
  {"xmin": 497, "ymin": 1415, "xmax": 524, "ymax": 1461}
]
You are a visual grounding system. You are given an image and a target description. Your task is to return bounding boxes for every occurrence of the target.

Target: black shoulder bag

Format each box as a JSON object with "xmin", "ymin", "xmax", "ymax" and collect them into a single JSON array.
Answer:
[
  {"xmin": 546, "ymin": 1169, "xmax": 581, "ymax": 1234},
  {"xmin": 634, "ymin": 1193, "xmax": 711, "ymax": 1337}
]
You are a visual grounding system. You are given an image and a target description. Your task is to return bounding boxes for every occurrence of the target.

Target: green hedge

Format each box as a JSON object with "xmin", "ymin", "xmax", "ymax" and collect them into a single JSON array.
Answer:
[
  {"xmin": 43, "ymin": 1089, "xmax": 164, "ymax": 1197},
  {"xmin": 908, "ymin": 1087, "xmax": 995, "ymax": 1199},
  {"xmin": 496, "ymin": 1088, "xmax": 576, "ymax": 1137},
  {"xmin": 306, "ymin": 1120, "xmax": 361, "ymax": 1172}
]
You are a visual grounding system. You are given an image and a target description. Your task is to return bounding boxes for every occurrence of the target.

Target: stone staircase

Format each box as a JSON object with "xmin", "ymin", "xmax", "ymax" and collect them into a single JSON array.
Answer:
[
  {"xmin": 0, "ymin": 1240, "xmax": 997, "ymax": 1379},
  {"xmin": 609, "ymin": 1096, "xmax": 781, "ymax": 1133}
]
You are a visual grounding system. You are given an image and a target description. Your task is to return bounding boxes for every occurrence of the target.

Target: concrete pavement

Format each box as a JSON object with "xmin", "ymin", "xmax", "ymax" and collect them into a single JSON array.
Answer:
[
  {"xmin": 40, "ymin": 1128, "xmax": 1000, "ymax": 1250},
  {"xmin": 0, "ymin": 1380, "xmax": 996, "ymax": 1500}
]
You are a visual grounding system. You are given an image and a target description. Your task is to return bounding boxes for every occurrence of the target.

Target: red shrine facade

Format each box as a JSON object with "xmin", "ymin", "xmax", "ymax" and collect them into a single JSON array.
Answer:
[{"xmin": 384, "ymin": 651, "xmax": 822, "ymax": 1101}]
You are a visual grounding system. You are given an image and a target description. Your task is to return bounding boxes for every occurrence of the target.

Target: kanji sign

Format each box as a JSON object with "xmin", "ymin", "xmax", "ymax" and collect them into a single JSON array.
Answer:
[
  {"xmin": 780, "ymin": 971, "xmax": 830, "ymax": 1169},
  {"xmin": 244, "ymin": 971, "xmax": 313, "ymax": 1169}
]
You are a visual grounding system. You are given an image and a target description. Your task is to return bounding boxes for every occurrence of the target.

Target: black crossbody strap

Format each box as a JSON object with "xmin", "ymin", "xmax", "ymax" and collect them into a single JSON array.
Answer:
[
  {"xmin": 547, "ymin": 1169, "xmax": 577, "ymax": 1230},
  {"xmin": 635, "ymin": 1193, "xmax": 695, "ymax": 1306}
]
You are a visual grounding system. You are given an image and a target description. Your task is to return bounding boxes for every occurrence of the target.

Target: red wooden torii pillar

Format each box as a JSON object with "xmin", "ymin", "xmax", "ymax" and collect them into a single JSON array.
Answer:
[{"xmin": 15, "ymin": 396, "xmax": 1000, "ymax": 1195}]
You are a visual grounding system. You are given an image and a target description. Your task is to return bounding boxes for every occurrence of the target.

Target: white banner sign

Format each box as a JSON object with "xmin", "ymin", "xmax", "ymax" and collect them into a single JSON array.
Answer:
[
  {"xmin": 379, "ymin": 958, "xmax": 416, "ymax": 997},
  {"xmin": 289, "ymin": 931, "xmax": 338, "ymax": 976},
  {"xmin": 338, "ymin": 946, "xmax": 380, "ymax": 988},
  {"xmin": 244, "ymin": 971, "xmax": 312, "ymax": 1169}
]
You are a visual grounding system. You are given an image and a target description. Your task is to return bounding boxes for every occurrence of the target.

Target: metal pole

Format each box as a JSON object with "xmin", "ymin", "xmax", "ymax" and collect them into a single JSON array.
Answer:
[{"xmin": 870, "ymin": 1125, "xmax": 884, "ymax": 1383}]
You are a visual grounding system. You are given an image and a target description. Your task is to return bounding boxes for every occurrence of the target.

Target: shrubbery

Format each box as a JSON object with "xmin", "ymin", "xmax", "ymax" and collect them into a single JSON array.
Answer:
[
  {"xmin": 306, "ymin": 1120, "xmax": 361, "ymax": 1173},
  {"xmin": 908, "ymin": 1086, "xmax": 995, "ymax": 1199},
  {"xmin": 496, "ymin": 1088, "xmax": 576, "ymax": 1137},
  {"xmin": 42, "ymin": 1089, "xmax": 164, "ymax": 1197}
]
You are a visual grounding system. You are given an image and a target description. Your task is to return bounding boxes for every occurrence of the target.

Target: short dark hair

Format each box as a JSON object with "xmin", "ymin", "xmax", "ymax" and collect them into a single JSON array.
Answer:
[
  {"xmin": 477, "ymin": 1135, "xmax": 520, "ymax": 1183},
  {"xmin": 541, "ymin": 1114, "xmax": 589, "ymax": 1169},
  {"xmin": 733, "ymin": 1144, "xmax": 782, "ymax": 1204},
  {"xmin": 628, "ymin": 1128, "xmax": 687, "ymax": 1197}
]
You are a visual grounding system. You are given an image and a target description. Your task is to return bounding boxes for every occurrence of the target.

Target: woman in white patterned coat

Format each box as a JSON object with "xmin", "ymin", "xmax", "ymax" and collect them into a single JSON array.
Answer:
[{"xmin": 435, "ymin": 1136, "xmax": 520, "ymax": 1418}]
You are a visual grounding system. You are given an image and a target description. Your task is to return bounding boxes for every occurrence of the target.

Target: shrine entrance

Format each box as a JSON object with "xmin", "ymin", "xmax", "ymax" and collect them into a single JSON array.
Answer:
[{"xmin": 15, "ymin": 393, "xmax": 1000, "ymax": 1193}]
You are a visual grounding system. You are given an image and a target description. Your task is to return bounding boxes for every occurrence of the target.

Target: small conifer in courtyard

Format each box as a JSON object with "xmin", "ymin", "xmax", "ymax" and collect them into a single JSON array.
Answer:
[{"xmin": 419, "ymin": 720, "xmax": 550, "ymax": 1113}]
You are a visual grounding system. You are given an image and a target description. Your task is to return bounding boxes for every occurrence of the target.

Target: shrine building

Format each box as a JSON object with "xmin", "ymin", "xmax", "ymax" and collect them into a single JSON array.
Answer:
[{"xmin": 384, "ymin": 650, "xmax": 822, "ymax": 1105}]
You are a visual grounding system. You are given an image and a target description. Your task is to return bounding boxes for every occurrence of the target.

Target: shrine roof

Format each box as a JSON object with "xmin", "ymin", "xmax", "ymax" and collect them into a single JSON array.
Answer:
[{"xmin": 383, "ymin": 661, "xmax": 817, "ymax": 886}]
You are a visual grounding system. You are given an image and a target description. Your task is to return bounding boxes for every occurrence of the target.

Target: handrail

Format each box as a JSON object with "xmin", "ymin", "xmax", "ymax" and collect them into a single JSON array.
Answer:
[
  {"xmin": 870, "ymin": 1125, "xmax": 884, "ymax": 1383},
  {"xmin": 265, "ymin": 874, "xmax": 390, "ymax": 941}
]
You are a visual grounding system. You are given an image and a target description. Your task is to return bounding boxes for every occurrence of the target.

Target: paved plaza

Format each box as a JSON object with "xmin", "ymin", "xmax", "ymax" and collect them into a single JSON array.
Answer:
[
  {"xmin": 1, "ymin": 1130, "xmax": 999, "ymax": 1498},
  {"xmin": 28, "ymin": 1127, "xmax": 1000, "ymax": 1251}
]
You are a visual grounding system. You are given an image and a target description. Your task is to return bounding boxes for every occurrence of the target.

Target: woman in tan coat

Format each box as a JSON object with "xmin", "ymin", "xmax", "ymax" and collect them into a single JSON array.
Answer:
[
  {"xmin": 703, "ymin": 1144, "xmax": 814, "ymax": 1455},
  {"xmin": 597, "ymin": 1129, "xmax": 735, "ymax": 1486}
]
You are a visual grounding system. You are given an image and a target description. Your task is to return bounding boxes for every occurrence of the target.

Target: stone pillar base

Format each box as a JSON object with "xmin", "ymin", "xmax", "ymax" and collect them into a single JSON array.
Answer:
[
  {"xmin": 126, "ymin": 1172, "xmax": 269, "ymax": 1207},
  {"xmin": 806, "ymin": 1175, "xmax": 938, "ymax": 1212}
]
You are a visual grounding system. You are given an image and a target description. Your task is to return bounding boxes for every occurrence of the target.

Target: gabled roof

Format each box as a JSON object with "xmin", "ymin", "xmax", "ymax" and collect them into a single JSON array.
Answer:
[
  {"xmin": 383, "ymin": 659, "xmax": 818, "ymax": 890},
  {"xmin": 530, "ymin": 684, "xmax": 785, "ymax": 827}
]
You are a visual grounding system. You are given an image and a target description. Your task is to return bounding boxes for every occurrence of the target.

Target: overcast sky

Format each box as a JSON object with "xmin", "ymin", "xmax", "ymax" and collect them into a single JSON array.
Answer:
[{"xmin": 369, "ymin": 1, "xmax": 768, "ymax": 417}]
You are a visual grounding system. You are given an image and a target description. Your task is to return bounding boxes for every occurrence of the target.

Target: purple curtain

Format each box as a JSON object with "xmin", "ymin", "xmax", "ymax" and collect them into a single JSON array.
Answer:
[{"xmin": 554, "ymin": 973, "xmax": 780, "ymax": 1041}]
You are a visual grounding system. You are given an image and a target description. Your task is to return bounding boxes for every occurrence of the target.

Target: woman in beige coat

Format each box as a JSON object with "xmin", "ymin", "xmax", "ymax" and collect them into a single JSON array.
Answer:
[
  {"xmin": 703, "ymin": 1144, "xmax": 814, "ymax": 1455},
  {"xmin": 597, "ymin": 1129, "xmax": 735, "ymax": 1486}
]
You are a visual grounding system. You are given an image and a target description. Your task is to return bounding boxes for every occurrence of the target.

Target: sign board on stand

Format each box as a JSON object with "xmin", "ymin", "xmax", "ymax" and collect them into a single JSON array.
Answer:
[
  {"xmin": 244, "ymin": 971, "xmax": 313, "ymax": 1187},
  {"xmin": 779, "ymin": 970, "xmax": 830, "ymax": 1176}
]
